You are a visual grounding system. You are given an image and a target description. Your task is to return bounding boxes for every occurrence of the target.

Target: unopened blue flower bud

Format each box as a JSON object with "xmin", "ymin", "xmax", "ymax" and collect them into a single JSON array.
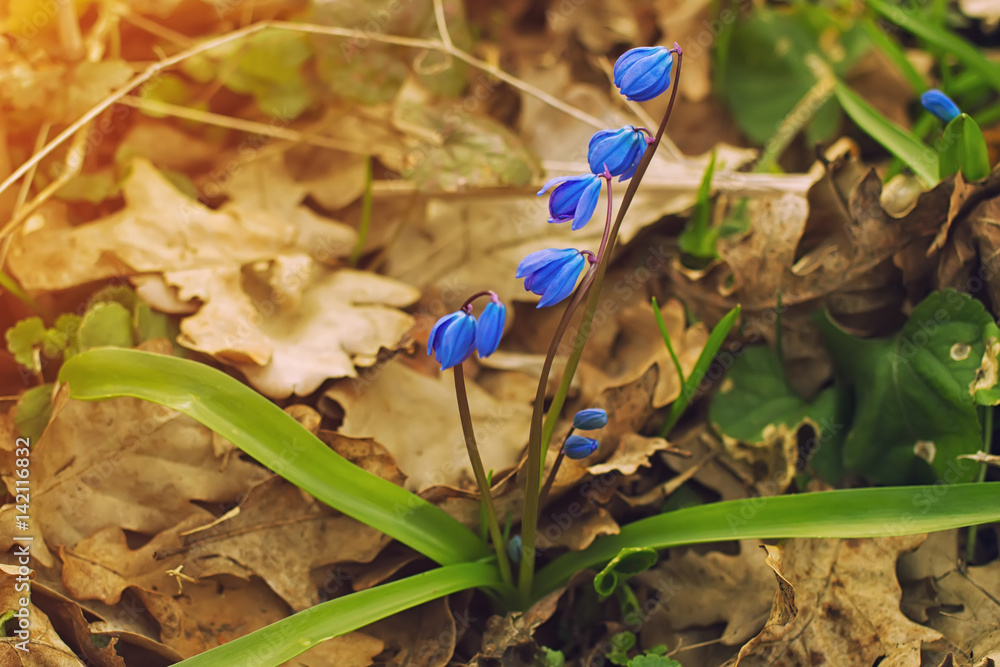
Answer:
[
  {"xmin": 507, "ymin": 534, "xmax": 522, "ymax": 563},
  {"xmin": 921, "ymin": 89, "xmax": 961, "ymax": 123},
  {"xmin": 516, "ymin": 248, "xmax": 587, "ymax": 308},
  {"xmin": 573, "ymin": 408, "xmax": 608, "ymax": 430},
  {"xmin": 613, "ymin": 46, "xmax": 675, "ymax": 102},
  {"xmin": 476, "ymin": 297, "xmax": 506, "ymax": 358},
  {"xmin": 564, "ymin": 434, "xmax": 599, "ymax": 459},
  {"xmin": 427, "ymin": 310, "xmax": 476, "ymax": 370},
  {"xmin": 537, "ymin": 173, "xmax": 602, "ymax": 230},
  {"xmin": 588, "ymin": 126, "xmax": 649, "ymax": 181}
]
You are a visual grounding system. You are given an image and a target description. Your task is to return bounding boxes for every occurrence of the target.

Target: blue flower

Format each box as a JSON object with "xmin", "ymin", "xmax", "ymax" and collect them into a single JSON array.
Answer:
[
  {"xmin": 427, "ymin": 310, "xmax": 476, "ymax": 370},
  {"xmin": 921, "ymin": 89, "xmax": 961, "ymax": 123},
  {"xmin": 588, "ymin": 126, "xmax": 648, "ymax": 181},
  {"xmin": 537, "ymin": 173, "xmax": 602, "ymax": 230},
  {"xmin": 516, "ymin": 248, "xmax": 587, "ymax": 308},
  {"xmin": 613, "ymin": 46, "xmax": 674, "ymax": 102},
  {"xmin": 507, "ymin": 535, "xmax": 522, "ymax": 563},
  {"xmin": 476, "ymin": 298, "xmax": 506, "ymax": 358},
  {"xmin": 573, "ymin": 408, "xmax": 608, "ymax": 430},
  {"xmin": 564, "ymin": 435, "xmax": 599, "ymax": 459}
]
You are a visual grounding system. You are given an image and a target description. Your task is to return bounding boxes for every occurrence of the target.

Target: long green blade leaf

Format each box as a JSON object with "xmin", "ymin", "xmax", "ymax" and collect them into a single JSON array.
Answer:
[
  {"xmin": 177, "ymin": 562, "xmax": 502, "ymax": 667},
  {"xmin": 659, "ymin": 305, "xmax": 741, "ymax": 437},
  {"xmin": 834, "ymin": 81, "xmax": 939, "ymax": 186},
  {"xmin": 866, "ymin": 0, "xmax": 1000, "ymax": 95},
  {"xmin": 58, "ymin": 348, "xmax": 488, "ymax": 565},
  {"xmin": 534, "ymin": 483, "xmax": 1000, "ymax": 597}
]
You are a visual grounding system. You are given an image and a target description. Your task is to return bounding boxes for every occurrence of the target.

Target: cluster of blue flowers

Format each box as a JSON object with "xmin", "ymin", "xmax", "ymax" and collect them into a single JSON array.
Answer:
[{"xmin": 427, "ymin": 44, "xmax": 677, "ymax": 457}]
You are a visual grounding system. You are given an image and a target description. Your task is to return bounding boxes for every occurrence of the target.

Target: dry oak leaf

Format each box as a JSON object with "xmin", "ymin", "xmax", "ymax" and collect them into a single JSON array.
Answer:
[
  {"xmin": 0, "ymin": 384, "xmax": 263, "ymax": 567},
  {"xmin": 0, "ymin": 565, "xmax": 85, "ymax": 667},
  {"xmin": 730, "ymin": 536, "xmax": 942, "ymax": 667},
  {"xmin": 926, "ymin": 560, "xmax": 1000, "ymax": 664},
  {"xmin": 364, "ymin": 596, "xmax": 459, "ymax": 667},
  {"xmin": 638, "ymin": 541, "xmax": 777, "ymax": 647},
  {"xmin": 175, "ymin": 477, "xmax": 392, "ymax": 612},
  {"xmin": 167, "ymin": 259, "xmax": 420, "ymax": 398},
  {"xmin": 8, "ymin": 157, "xmax": 356, "ymax": 291},
  {"xmin": 61, "ymin": 514, "xmax": 369, "ymax": 660},
  {"xmin": 325, "ymin": 360, "xmax": 531, "ymax": 492}
]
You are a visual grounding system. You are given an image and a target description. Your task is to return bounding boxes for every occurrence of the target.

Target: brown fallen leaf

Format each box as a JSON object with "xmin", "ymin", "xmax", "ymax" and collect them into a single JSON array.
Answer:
[
  {"xmin": 638, "ymin": 542, "xmax": 777, "ymax": 647},
  {"xmin": 0, "ymin": 564, "xmax": 85, "ymax": 666},
  {"xmin": 8, "ymin": 157, "xmax": 357, "ymax": 292},
  {"xmin": 364, "ymin": 596, "xmax": 459, "ymax": 667},
  {"xmin": 729, "ymin": 536, "xmax": 942, "ymax": 666},
  {"xmin": 0, "ymin": 384, "xmax": 262, "ymax": 567},
  {"xmin": 174, "ymin": 477, "xmax": 392, "ymax": 611},
  {"xmin": 474, "ymin": 588, "xmax": 564, "ymax": 662},
  {"xmin": 167, "ymin": 259, "xmax": 420, "ymax": 398},
  {"xmin": 325, "ymin": 360, "xmax": 531, "ymax": 492},
  {"xmin": 587, "ymin": 433, "xmax": 680, "ymax": 477}
]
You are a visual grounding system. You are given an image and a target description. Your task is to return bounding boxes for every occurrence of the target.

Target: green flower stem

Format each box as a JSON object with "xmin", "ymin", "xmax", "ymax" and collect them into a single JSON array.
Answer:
[
  {"xmin": 349, "ymin": 155, "xmax": 373, "ymax": 266},
  {"xmin": 540, "ymin": 48, "xmax": 684, "ymax": 453},
  {"xmin": 518, "ymin": 262, "xmax": 598, "ymax": 603},
  {"xmin": 966, "ymin": 405, "xmax": 994, "ymax": 563},
  {"xmin": 453, "ymin": 364, "xmax": 513, "ymax": 588},
  {"xmin": 538, "ymin": 428, "xmax": 574, "ymax": 509},
  {"xmin": 522, "ymin": 48, "xmax": 684, "ymax": 603}
]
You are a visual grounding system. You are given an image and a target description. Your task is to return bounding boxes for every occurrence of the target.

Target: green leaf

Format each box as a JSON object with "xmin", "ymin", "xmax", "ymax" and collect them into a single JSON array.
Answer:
[
  {"xmin": 658, "ymin": 305, "xmax": 741, "ymax": 437},
  {"xmin": 175, "ymin": 562, "xmax": 502, "ymax": 667},
  {"xmin": 833, "ymin": 81, "xmax": 939, "ymax": 186},
  {"xmin": 58, "ymin": 348, "xmax": 489, "ymax": 566},
  {"xmin": 816, "ymin": 290, "xmax": 996, "ymax": 484},
  {"xmin": 593, "ymin": 547, "xmax": 659, "ymax": 598},
  {"xmin": 678, "ymin": 151, "xmax": 719, "ymax": 261},
  {"xmin": 76, "ymin": 302, "xmax": 135, "ymax": 351},
  {"xmin": 538, "ymin": 647, "xmax": 566, "ymax": 667},
  {"xmin": 533, "ymin": 482, "xmax": 1000, "ymax": 597},
  {"xmin": 6, "ymin": 317, "xmax": 46, "ymax": 370},
  {"xmin": 866, "ymin": 0, "xmax": 1000, "ymax": 95},
  {"xmin": 629, "ymin": 654, "xmax": 683, "ymax": 667},
  {"xmin": 14, "ymin": 383, "xmax": 54, "ymax": 443},
  {"xmin": 721, "ymin": 6, "xmax": 867, "ymax": 144},
  {"xmin": 607, "ymin": 632, "xmax": 636, "ymax": 666},
  {"xmin": 940, "ymin": 114, "xmax": 991, "ymax": 182},
  {"xmin": 709, "ymin": 345, "xmax": 841, "ymax": 479}
]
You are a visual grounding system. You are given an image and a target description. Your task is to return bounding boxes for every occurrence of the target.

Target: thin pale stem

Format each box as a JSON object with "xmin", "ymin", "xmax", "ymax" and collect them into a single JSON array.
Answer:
[
  {"xmin": 541, "ymin": 48, "xmax": 683, "ymax": 452},
  {"xmin": 454, "ymin": 364, "xmax": 513, "ymax": 587},
  {"xmin": 539, "ymin": 428, "xmax": 574, "ymax": 508},
  {"xmin": 966, "ymin": 404, "xmax": 993, "ymax": 563}
]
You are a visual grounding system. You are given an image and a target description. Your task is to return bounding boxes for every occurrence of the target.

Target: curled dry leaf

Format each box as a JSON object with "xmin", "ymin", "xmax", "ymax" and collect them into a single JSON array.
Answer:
[
  {"xmin": 168, "ymin": 259, "xmax": 420, "ymax": 398},
  {"xmin": 325, "ymin": 361, "xmax": 531, "ymax": 492},
  {"xmin": 0, "ymin": 565, "xmax": 85, "ymax": 667},
  {"xmin": 0, "ymin": 382, "xmax": 263, "ymax": 567},
  {"xmin": 730, "ymin": 536, "xmax": 942, "ymax": 666}
]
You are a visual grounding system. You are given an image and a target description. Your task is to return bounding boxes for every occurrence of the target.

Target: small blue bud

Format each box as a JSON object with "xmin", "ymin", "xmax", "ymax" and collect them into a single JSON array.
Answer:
[
  {"xmin": 564, "ymin": 434, "xmax": 599, "ymax": 460},
  {"xmin": 476, "ymin": 298, "xmax": 506, "ymax": 358},
  {"xmin": 613, "ymin": 46, "xmax": 675, "ymax": 102},
  {"xmin": 588, "ymin": 126, "xmax": 648, "ymax": 181},
  {"xmin": 515, "ymin": 248, "xmax": 587, "ymax": 308},
  {"xmin": 507, "ymin": 535, "xmax": 522, "ymax": 563},
  {"xmin": 537, "ymin": 173, "xmax": 603, "ymax": 230},
  {"xmin": 427, "ymin": 311, "xmax": 476, "ymax": 370},
  {"xmin": 573, "ymin": 408, "xmax": 608, "ymax": 430},
  {"xmin": 921, "ymin": 89, "xmax": 961, "ymax": 123}
]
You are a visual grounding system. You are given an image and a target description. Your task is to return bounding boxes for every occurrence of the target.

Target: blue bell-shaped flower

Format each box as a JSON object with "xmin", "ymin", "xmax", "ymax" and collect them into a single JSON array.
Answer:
[
  {"xmin": 427, "ymin": 310, "xmax": 477, "ymax": 370},
  {"xmin": 613, "ymin": 46, "xmax": 675, "ymax": 102},
  {"xmin": 921, "ymin": 89, "xmax": 961, "ymax": 123},
  {"xmin": 564, "ymin": 434, "xmax": 599, "ymax": 459},
  {"xmin": 588, "ymin": 126, "xmax": 649, "ymax": 181},
  {"xmin": 537, "ymin": 173, "xmax": 603, "ymax": 230},
  {"xmin": 516, "ymin": 248, "xmax": 587, "ymax": 308}
]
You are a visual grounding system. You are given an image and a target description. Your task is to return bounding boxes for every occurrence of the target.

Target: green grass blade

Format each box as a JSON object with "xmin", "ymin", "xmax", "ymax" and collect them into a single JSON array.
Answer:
[
  {"xmin": 58, "ymin": 348, "xmax": 489, "ymax": 565},
  {"xmin": 834, "ymin": 80, "xmax": 939, "ymax": 186},
  {"xmin": 659, "ymin": 305, "xmax": 741, "ymax": 437},
  {"xmin": 866, "ymin": 0, "xmax": 1000, "ymax": 95},
  {"xmin": 860, "ymin": 17, "xmax": 927, "ymax": 93},
  {"xmin": 533, "ymin": 483, "xmax": 1000, "ymax": 597},
  {"xmin": 177, "ymin": 562, "xmax": 503, "ymax": 667}
]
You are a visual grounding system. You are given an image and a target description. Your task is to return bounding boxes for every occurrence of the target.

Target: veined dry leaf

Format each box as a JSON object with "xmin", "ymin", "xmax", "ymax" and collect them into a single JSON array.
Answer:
[
  {"xmin": 730, "ymin": 536, "xmax": 942, "ymax": 666},
  {"xmin": 8, "ymin": 157, "xmax": 357, "ymax": 291},
  {"xmin": 177, "ymin": 478, "xmax": 392, "ymax": 612},
  {"xmin": 587, "ymin": 433, "xmax": 679, "ymax": 476},
  {"xmin": 0, "ymin": 382, "xmax": 263, "ymax": 566},
  {"xmin": 364, "ymin": 596, "xmax": 459, "ymax": 667},
  {"xmin": 0, "ymin": 564, "xmax": 84, "ymax": 666},
  {"xmin": 925, "ymin": 560, "xmax": 1000, "ymax": 664},
  {"xmin": 638, "ymin": 542, "xmax": 777, "ymax": 647},
  {"xmin": 168, "ymin": 259, "xmax": 420, "ymax": 398},
  {"xmin": 325, "ymin": 361, "xmax": 531, "ymax": 492}
]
